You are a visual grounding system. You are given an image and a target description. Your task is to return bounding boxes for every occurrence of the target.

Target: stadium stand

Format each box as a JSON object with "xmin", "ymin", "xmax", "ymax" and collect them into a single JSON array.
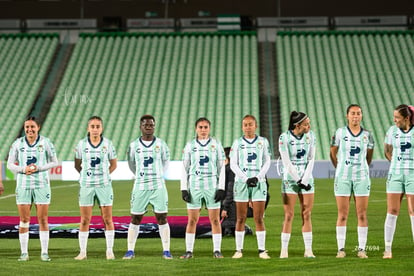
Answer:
[
  {"xmin": 0, "ymin": 33, "xmax": 59, "ymax": 161},
  {"xmin": 276, "ymin": 30, "xmax": 414, "ymax": 160},
  {"xmin": 40, "ymin": 32, "xmax": 260, "ymax": 160}
]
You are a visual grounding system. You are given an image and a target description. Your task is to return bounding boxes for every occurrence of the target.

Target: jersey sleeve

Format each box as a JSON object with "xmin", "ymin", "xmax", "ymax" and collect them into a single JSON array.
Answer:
[
  {"xmin": 384, "ymin": 127, "xmax": 393, "ymax": 145},
  {"xmin": 74, "ymin": 140, "xmax": 82, "ymax": 159},
  {"xmin": 7, "ymin": 141, "xmax": 25, "ymax": 174},
  {"xmin": 367, "ymin": 131, "xmax": 375, "ymax": 149},
  {"xmin": 278, "ymin": 133, "xmax": 288, "ymax": 152},
  {"xmin": 229, "ymin": 139, "xmax": 249, "ymax": 182},
  {"xmin": 127, "ymin": 143, "xmax": 136, "ymax": 174},
  {"xmin": 331, "ymin": 129, "xmax": 340, "ymax": 147},
  {"xmin": 108, "ymin": 140, "xmax": 117, "ymax": 160}
]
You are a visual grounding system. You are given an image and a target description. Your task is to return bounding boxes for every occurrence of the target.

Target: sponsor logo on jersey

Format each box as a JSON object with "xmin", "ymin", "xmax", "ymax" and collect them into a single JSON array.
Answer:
[
  {"xmin": 91, "ymin": 157, "xmax": 101, "ymax": 167},
  {"xmin": 350, "ymin": 146, "xmax": 361, "ymax": 156},
  {"xmin": 296, "ymin": 149, "xmax": 306, "ymax": 159},
  {"xmin": 199, "ymin": 156, "xmax": 209, "ymax": 166},
  {"xmin": 247, "ymin": 152, "xmax": 257, "ymax": 163},
  {"xmin": 26, "ymin": 156, "xmax": 37, "ymax": 165},
  {"xmin": 143, "ymin": 156, "xmax": 154, "ymax": 167},
  {"xmin": 400, "ymin": 142, "xmax": 412, "ymax": 152}
]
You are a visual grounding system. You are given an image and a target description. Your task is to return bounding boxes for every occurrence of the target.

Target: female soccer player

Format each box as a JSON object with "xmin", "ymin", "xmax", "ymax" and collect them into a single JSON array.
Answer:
[
  {"xmin": 7, "ymin": 116, "xmax": 58, "ymax": 261},
  {"xmin": 279, "ymin": 111, "xmax": 316, "ymax": 258},
  {"xmin": 230, "ymin": 115, "xmax": 271, "ymax": 259},
  {"xmin": 74, "ymin": 116, "xmax": 117, "ymax": 260},
  {"xmin": 180, "ymin": 117, "xmax": 226, "ymax": 259},
  {"xmin": 383, "ymin": 104, "xmax": 414, "ymax": 259},
  {"xmin": 330, "ymin": 104, "xmax": 374, "ymax": 258}
]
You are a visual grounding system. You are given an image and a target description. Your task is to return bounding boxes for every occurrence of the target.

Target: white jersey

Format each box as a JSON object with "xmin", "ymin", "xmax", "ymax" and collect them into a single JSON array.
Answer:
[
  {"xmin": 8, "ymin": 135, "xmax": 57, "ymax": 189},
  {"xmin": 331, "ymin": 126, "xmax": 375, "ymax": 180},
  {"xmin": 75, "ymin": 136, "xmax": 117, "ymax": 188},
  {"xmin": 385, "ymin": 125, "xmax": 414, "ymax": 175},
  {"xmin": 128, "ymin": 137, "xmax": 170, "ymax": 190},
  {"xmin": 230, "ymin": 135, "xmax": 271, "ymax": 183},
  {"xmin": 182, "ymin": 137, "xmax": 225, "ymax": 190},
  {"xmin": 278, "ymin": 130, "xmax": 316, "ymax": 182}
]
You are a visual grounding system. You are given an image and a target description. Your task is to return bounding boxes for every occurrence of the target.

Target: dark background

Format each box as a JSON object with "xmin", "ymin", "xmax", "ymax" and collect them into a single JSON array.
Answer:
[{"xmin": 1, "ymin": 0, "xmax": 413, "ymax": 20}]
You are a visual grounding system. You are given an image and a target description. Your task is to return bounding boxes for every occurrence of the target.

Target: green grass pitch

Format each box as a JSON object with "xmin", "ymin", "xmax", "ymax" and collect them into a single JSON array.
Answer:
[{"xmin": 1, "ymin": 178, "xmax": 414, "ymax": 275}]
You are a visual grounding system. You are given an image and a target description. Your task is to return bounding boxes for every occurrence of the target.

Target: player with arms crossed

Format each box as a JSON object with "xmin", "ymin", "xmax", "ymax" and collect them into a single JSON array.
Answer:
[
  {"xmin": 383, "ymin": 104, "xmax": 414, "ymax": 259},
  {"xmin": 279, "ymin": 111, "xmax": 316, "ymax": 258},
  {"xmin": 180, "ymin": 117, "xmax": 226, "ymax": 259},
  {"xmin": 7, "ymin": 116, "xmax": 58, "ymax": 261},
  {"xmin": 230, "ymin": 115, "xmax": 271, "ymax": 259},
  {"xmin": 123, "ymin": 115, "xmax": 172, "ymax": 260},
  {"xmin": 330, "ymin": 104, "xmax": 374, "ymax": 258},
  {"xmin": 74, "ymin": 116, "xmax": 117, "ymax": 260}
]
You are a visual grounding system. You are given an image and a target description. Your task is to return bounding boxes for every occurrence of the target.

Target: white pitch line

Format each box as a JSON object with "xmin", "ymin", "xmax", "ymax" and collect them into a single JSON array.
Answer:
[{"xmin": 0, "ymin": 183, "xmax": 79, "ymax": 201}]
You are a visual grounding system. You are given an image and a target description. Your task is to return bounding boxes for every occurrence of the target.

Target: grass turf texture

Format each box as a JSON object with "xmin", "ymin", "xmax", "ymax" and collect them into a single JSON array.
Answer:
[{"xmin": 1, "ymin": 178, "xmax": 414, "ymax": 275}]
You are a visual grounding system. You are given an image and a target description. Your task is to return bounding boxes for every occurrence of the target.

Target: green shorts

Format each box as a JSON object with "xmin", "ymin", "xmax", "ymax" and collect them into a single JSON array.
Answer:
[
  {"xmin": 187, "ymin": 188, "xmax": 220, "ymax": 210},
  {"xmin": 79, "ymin": 186, "xmax": 113, "ymax": 207},
  {"xmin": 130, "ymin": 187, "xmax": 169, "ymax": 215},
  {"xmin": 234, "ymin": 180, "xmax": 267, "ymax": 202},
  {"xmin": 334, "ymin": 177, "xmax": 370, "ymax": 196},
  {"xmin": 15, "ymin": 186, "xmax": 51, "ymax": 205},
  {"xmin": 386, "ymin": 173, "xmax": 414, "ymax": 195},
  {"xmin": 282, "ymin": 179, "xmax": 315, "ymax": 195}
]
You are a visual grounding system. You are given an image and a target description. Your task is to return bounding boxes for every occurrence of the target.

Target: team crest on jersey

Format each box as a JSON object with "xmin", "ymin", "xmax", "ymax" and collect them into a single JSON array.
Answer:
[
  {"xmin": 305, "ymin": 135, "xmax": 310, "ymax": 144},
  {"xmin": 257, "ymin": 141, "xmax": 263, "ymax": 149},
  {"xmin": 155, "ymin": 145, "xmax": 160, "ymax": 153},
  {"xmin": 363, "ymin": 135, "xmax": 368, "ymax": 144},
  {"xmin": 102, "ymin": 146, "xmax": 107, "ymax": 154},
  {"xmin": 37, "ymin": 145, "xmax": 44, "ymax": 152},
  {"xmin": 210, "ymin": 144, "xmax": 216, "ymax": 152}
]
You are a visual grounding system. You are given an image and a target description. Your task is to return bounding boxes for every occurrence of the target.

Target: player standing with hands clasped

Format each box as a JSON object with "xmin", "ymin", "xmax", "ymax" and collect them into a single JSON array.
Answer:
[
  {"xmin": 7, "ymin": 116, "xmax": 58, "ymax": 261},
  {"xmin": 180, "ymin": 117, "xmax": 226, "ymax": 259},
  {"xmin": 330, "ymin": 104, "xmax": 374, "ymax": 258},
  {"xmin": 383, "ymin": 104, "xmax": 414, "ymax": 259},
  {"xmin": 74, "ymin": 116, "xmax": 117, "ymax": 260},
  {"xmin": 123, "ymin": 115, "xmax": 172, "ymax": 260},
  {"xmin": 279, "ymin": 111, "xmax": 316, "ymax": 258},
  {"xmin": 230, "ymin": 115, "xmax": 271, "ymax": 259}
]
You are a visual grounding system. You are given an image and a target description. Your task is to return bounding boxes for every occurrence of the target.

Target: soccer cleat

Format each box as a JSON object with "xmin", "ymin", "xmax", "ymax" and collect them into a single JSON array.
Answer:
[
  {"xmin": 18, "ymin": 253, "xmax": 29, "ymax": 262},
  {"xmin": 74, "ymin": 252, "xmax": 87, "ymax": 260},
  {"xmin": 122, "ymin": 250, "xmax": 135, "ymax": 260},
  {"xmin": 106, "ymin": 251, "xmax": 115, "ymax": 260},
  {"xmin": 357, "ymin": 250, "xmax": 368, "ymax": 259},
  {"xmin": 304, "ymin": 249, "xmax": 315, "ymax": 258},
  {"xmin": 259, "ymin": 250, "xmax": 271, "ymax": 259},
  {"xmin": 336, "ymin": 249, "xmax": 346, "ymax": 258},
  {"xmin": 383, "ymin": 251, "xmax": 392, "ymax": 259},
  {"xmin": 232, "ymin": 250, "xmax": 243, "ymax": 259},
  {"xmin": 162, "ymin": 251, "xmax": 173, "ymax": 259},
  {"xmin": 180, "ymin": 251, "xmax": 193, "ymax": 259},
  {"xmin": 41, "ymin": 253, "xmax": 51, "ymax": 262},
  {"xmin": 213, "ymin": 251, "xmax": 224, "ymax": 258},
  {"xmin": 280, "ymin": 248, "xmax": 288, "ymax": 259}
]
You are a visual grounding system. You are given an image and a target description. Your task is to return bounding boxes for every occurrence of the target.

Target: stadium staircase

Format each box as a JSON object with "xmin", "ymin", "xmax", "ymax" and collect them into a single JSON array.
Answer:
[{"xmin": 258, "ymin": 41, "xmax": 280, "ymax": 158}]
